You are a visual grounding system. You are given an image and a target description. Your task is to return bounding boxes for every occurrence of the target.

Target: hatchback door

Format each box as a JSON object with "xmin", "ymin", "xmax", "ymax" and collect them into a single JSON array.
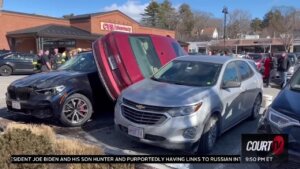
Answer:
[{"xmin": 93, "ymin": 32, "xmax": 185, "ymax": 100}]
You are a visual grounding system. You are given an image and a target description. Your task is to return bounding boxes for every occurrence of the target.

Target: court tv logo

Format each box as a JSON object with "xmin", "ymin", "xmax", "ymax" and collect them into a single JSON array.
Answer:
[{"xmin": 241, "ymin": 134, "xmax": 288, "ymax": 163}]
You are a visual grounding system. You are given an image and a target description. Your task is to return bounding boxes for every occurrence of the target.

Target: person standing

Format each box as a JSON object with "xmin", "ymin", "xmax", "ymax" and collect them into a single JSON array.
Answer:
[
  {"xmin": 277, "ymin": 52, "xmax": 290, "ymax": 88},
  {"xmin": 51, "ymin": 48, "xmax": 64, "ymax": 70},
  {"xmin": 41, "ymin": 50, "xmax": 52, "ymax": 72},
  {"xmin": 264, "ymin": 54, "xmax": 272, "ymax": 87},
  {"xmin": 35, "ymin": 50, "xmax": 43, "ymax": 71}
]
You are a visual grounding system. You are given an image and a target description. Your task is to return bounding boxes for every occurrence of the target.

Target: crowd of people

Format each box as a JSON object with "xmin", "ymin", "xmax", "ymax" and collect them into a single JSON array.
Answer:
[
  {"xmin": 263, "ymin": 52, "xmax": 291, "ymax": 88},
  {"xmin": 35, "ymin": 48, "xmax": 88, "ymax": 72}
]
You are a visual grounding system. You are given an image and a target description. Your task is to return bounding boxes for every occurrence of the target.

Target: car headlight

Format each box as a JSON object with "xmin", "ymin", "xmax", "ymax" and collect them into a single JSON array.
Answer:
[
  {"xmin": 268, "ymin": 108, "xmax": 300, "ymax": 128},
  {"xmin": 167, "ymin": 103, "xmax": 202, "ymax": 117},
  {"xmin": 35, "ymin": 85, "xmax": 66, "ymax": 95}
]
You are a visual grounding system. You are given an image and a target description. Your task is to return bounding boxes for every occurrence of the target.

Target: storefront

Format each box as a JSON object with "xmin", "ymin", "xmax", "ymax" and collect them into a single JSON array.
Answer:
[{"xmin": 0, "ymin": 10, "xmax": 175, "ymax": 53}]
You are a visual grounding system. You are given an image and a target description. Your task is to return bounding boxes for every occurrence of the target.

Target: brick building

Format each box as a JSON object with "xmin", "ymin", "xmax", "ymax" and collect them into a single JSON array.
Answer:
[{"xmin": 0, "ymin": 10, "xmax": 175, "ymax": 53}]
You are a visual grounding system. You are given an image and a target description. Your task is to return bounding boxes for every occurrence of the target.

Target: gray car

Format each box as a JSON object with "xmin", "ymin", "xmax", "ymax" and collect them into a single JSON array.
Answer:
[{"xmin": 114, "ymin": 55, "xmax": 263, "ymax": 153}]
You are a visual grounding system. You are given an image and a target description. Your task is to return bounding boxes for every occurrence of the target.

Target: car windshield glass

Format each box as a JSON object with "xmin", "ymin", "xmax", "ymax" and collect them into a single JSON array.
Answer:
[
  {"xmin": 58, "ymin": 52, "xmax": 96, "ymax": 72},
  {"xmin": 129, "ymin": 36, "xmax": 162, "ymax": 78},
  {"xmin": 290, "ymin": 70, "xmax": 300, "ymax": 91},
  {"xmin": 248, "ymin": 54, "xmax": 262, "ymax": 61},
  {"xmin": 152, "ymin": 60, "xmax": 222, "ymax": 87}
]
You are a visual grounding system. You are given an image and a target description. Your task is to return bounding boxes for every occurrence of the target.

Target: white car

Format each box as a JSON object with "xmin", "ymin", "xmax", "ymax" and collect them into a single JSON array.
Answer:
[{"xmin": 115, "ymin": 55, "xmax": 263, "ymax": 153}]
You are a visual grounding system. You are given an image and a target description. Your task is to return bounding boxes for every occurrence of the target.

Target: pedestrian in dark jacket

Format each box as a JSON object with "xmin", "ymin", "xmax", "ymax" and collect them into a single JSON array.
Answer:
[
  {"xmin": 277, "ymin": 52, "xmax": 290, "ymax": 88},
  {"xmin": 41, "ymin": 50, "xmax": 52, "ymax": 72}
]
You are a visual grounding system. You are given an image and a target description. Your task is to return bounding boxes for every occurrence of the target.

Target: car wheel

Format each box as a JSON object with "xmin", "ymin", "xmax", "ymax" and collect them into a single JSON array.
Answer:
[
  {"xmin": 0, "ymin": 65, "xmax": 13, "ymax": 76},
  {"xmin": 250, "ymin": 95, "xmax": 262, "ymax": 120},
  {"xmin": 60, "ymin": 93, "xmax": 93, "ymax": 127},
  {"xmin": 197, "ymin": 116, "xmax": 219, "ymax": 154}
]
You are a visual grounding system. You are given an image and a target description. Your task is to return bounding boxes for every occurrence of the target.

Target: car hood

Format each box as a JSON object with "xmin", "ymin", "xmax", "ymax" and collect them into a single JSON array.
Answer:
[
  {"xmin": 10, "ymin": 70, "xmax": 84, "ymax": 89},
  {"xmin": 271, "ymin": 86, "xmax": 300, "ymax": 120},
  {"xmin": 122, "ymin": 79, "xmax": 212, "ymax": 107}
]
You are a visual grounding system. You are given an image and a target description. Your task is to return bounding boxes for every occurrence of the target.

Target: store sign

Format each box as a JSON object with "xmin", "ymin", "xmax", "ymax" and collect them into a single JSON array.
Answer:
[{"xmin": 100, "ymin": 22, "xmax": 132, "ymax": 33}]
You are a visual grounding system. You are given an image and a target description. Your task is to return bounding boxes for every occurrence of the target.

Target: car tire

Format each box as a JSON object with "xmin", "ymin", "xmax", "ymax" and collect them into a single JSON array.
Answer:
[
  {"xmin": 250, "ymin": 94, "xmax": 262, "ymax": 120},
  {"xmin": 59, "ymin": 93, "xmax": 93, "ymax": 127},
  {"xmin": 0, "ymin": 65, "xmax": 13, "ymax": 76},
  {"xmin": 197, "ymin": 115, "xmax": 219, "ymax": 154}
]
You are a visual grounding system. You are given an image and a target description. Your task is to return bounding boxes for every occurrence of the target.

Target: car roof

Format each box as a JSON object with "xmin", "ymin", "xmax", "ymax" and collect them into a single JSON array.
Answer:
[{"xmin": 175, "ymin": 55, "xmax": 233, "ymax": 64}]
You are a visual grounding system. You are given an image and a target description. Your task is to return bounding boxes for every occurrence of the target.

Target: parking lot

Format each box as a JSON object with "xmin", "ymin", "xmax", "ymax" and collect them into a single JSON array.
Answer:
[{"xmin": 0, "ymin": 75, "xmax": 280, "ymax": 169}]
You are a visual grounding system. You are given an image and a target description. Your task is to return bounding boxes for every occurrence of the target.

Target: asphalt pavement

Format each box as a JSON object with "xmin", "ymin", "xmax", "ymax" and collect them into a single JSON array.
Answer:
[{"xmin": 0, "ymin": 75, "xmax": 280, "ymax": 169}]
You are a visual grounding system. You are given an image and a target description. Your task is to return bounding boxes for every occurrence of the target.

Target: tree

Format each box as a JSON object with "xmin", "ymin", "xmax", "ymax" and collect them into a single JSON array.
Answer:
[
  {"xmin": 269, "ymin": 6, "xmax": 297, "ymax": 52},
  {"xmin": 141, "ymin": 1, "xmax": 160, "ymax": 27},
  {"xmin": 226, "ymin": 10, "xmax": 252, "ymax": 39},
  {"xmin": 176, "ymin": 3, "xmax": 194, "ymax": 41},
  {"xmin": 157, "ymin": 0, "xmax": 178, "ymax": 30},
  {"xmin": 250, "ymin": 18, "xmax": 263, "ymax": 33},
  {"xmin": 191, "ymin": 12, "xmax": 222, "ymax": 41}
]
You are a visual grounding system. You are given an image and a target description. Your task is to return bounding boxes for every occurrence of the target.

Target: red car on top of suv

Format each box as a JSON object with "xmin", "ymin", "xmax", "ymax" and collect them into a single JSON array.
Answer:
[{"xmin": 93, "ymin": 32, "xmax": 187, "ymax": 100}]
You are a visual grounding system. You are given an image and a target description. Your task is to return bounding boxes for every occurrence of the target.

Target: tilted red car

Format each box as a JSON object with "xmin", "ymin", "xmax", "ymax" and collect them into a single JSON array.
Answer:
[{"xmin": 93, "ymin": 32, "xmax": 187, "ymax": 100}]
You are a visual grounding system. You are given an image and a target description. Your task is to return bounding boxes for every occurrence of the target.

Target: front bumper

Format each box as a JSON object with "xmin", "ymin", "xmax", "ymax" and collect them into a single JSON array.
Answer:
[
  {"xmin": 6, "ymin": 90, "xmax": 64, "ymax": 119},
  {"xmin": 114, "ymin": 104, "xmax": 205, "ymax": 151}
]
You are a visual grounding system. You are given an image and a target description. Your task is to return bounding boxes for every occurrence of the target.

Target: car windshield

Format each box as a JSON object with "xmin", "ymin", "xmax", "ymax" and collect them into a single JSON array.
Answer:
[
  {"xmin": 58, "ymin": 52, "xmax": 96, "ymax": 72},
  {"xmin": 152, "ymin": 60, "xmax": 222, "ymax": 87},
  {"xmin": 290, "ymin": 70, "xmax": 300, "ymax": 91},
  {"xmin": 248, "ymin": 54, "xmax": 262, "ymax": 61}
]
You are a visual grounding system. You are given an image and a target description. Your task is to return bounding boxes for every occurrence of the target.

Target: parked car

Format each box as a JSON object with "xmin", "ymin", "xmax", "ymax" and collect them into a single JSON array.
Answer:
[
  {"xmin": 257, "ymin": 68, "xmax": 300, "ymax": 169},
  {"xmin": 6, "ymin": 51, "xmax": 113, "ymax": 127},
  {"xmin": 92, "ymin": 32, "xmax": 187, "ymax": 101},
  {"xmin": 115, "ymin": 55, "xmax": 263, "ymax": 153},
  {"xmin": 0, "ymin": 52, "xmax": 37, "ymax": 76},
  {"xmin": 0, "ymin": 49, "xmax": 10, "ymax": 56},
  {"xmin": 246, "ymin": 53, "xmax": 268, "ymax": 73}
]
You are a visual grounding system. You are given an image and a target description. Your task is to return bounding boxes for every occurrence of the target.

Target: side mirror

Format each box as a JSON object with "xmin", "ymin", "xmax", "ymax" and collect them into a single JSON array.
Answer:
[{"xmin": 222, "ymin": 81, "xmax": 241, "ymax": 89}]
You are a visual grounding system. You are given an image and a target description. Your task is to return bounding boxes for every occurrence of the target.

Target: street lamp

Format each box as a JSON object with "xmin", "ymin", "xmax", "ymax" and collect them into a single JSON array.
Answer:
[{"xmin": 222, "ymin": 6, "xmax": 228, "ymax": 53}]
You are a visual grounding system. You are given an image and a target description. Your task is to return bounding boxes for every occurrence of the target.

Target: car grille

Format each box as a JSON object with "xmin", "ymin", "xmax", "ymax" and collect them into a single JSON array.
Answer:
[
  {"xmin": 121, "ymin": 105, "xmax": 168, "ymax": 125},
  {"xmin": 8, "ymin": 86, "xmax": 32, "ymax": 100},
  {"xmin": 123, "ymin": 98, "xmax": 171, "ymax": 112}
]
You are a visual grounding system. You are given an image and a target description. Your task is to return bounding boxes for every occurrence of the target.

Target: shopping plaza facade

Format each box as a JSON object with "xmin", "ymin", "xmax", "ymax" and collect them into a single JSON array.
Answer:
[{"xmin": 0, "ymin": 10, "xmax": 175, "ymax": 53}]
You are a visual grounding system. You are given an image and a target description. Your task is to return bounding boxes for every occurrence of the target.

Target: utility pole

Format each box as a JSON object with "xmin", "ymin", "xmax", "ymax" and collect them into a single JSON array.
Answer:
[
  {"xmin": 222, "ymin": 6, "xmax": 228, "ymax": 53},
  {"xmin": 0, "ymin": 0, "xmax": 3, "ymax": 10}
]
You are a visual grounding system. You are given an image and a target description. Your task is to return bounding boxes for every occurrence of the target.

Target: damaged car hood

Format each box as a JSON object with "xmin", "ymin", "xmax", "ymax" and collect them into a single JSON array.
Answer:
[{"xmin": 10, "ymin": 71, "xmax": 84, "ymax": 89}]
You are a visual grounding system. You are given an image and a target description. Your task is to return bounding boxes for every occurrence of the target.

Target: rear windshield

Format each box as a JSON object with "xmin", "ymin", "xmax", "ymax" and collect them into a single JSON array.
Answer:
[{"xmin": 129, "ymin": 36, "xmax": 162, "ymax": 78}]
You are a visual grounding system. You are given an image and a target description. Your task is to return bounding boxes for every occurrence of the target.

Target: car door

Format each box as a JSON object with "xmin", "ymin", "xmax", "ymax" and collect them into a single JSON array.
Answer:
[
  {"xmin": 219, "ymin": 61, "xmax": 245, "ymax": 130},
  {"xmin": 236, "ymin": 60, "xmax": 258, "ymax": 116},
  {"xmin": 20, "ymin": 54, "xmax": 35, "ymax": 73}
]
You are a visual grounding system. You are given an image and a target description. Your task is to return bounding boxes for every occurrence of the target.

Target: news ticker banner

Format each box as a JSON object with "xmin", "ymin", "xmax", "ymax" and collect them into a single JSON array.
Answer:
[
  {"xmin": 11, "ymin": 155, "xmax": 241, "ymax": 163},
  {"xmin": 10, "ymin": 134, "xmax": 289, "ymax": 164}
]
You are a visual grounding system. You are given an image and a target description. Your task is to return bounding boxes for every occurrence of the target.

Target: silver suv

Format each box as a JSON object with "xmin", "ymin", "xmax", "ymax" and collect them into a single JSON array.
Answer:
[{"xmin": 115, "ymin": 55, "xmax": 263, "ymax": 153}]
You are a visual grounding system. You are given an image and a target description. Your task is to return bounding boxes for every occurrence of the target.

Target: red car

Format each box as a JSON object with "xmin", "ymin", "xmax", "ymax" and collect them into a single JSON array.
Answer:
[
  {"xmin": 246, "ymin": 53, "xmax": 268, "ymax": 73},
  {"xmin": 93, "ymin": 32, "xmax": 187, "ymax": 100}
]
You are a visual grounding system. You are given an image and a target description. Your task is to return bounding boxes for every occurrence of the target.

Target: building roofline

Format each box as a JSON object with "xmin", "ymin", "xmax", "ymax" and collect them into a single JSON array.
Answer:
[{"xmin": 0, "ymin": 10, "xmax": 67, "ymax": 20}]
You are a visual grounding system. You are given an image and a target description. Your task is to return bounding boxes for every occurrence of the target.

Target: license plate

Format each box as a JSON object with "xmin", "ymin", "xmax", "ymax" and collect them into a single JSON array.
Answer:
[
  {"xmin": 128, "ymin": 125, "xmax": 144, "ymax": 138},
  {"xmin": 12, "ymin": 101, "xmax": 21, "ymax": 110}
]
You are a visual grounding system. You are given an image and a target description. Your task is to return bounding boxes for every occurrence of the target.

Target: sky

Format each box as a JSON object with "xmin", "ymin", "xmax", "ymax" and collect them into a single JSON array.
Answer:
[{"xmin": 1, "ymin": 0, "xmax": 300, "ymax": 21}]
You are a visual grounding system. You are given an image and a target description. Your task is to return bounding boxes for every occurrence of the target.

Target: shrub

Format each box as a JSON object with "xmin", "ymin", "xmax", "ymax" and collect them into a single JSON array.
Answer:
[
  {"xmin": 0, "ymin": 128, "xmax": 53, "ymax": 169},
  {"xmin": 0, "ymin": 123, "xmax": 135, "ymax": 169}
]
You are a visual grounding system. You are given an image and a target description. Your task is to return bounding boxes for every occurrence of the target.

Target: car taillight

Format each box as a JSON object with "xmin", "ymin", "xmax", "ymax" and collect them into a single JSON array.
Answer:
[{"xmin": 108, "ymin": 56, "xmax": 117, "ymax": 70}]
